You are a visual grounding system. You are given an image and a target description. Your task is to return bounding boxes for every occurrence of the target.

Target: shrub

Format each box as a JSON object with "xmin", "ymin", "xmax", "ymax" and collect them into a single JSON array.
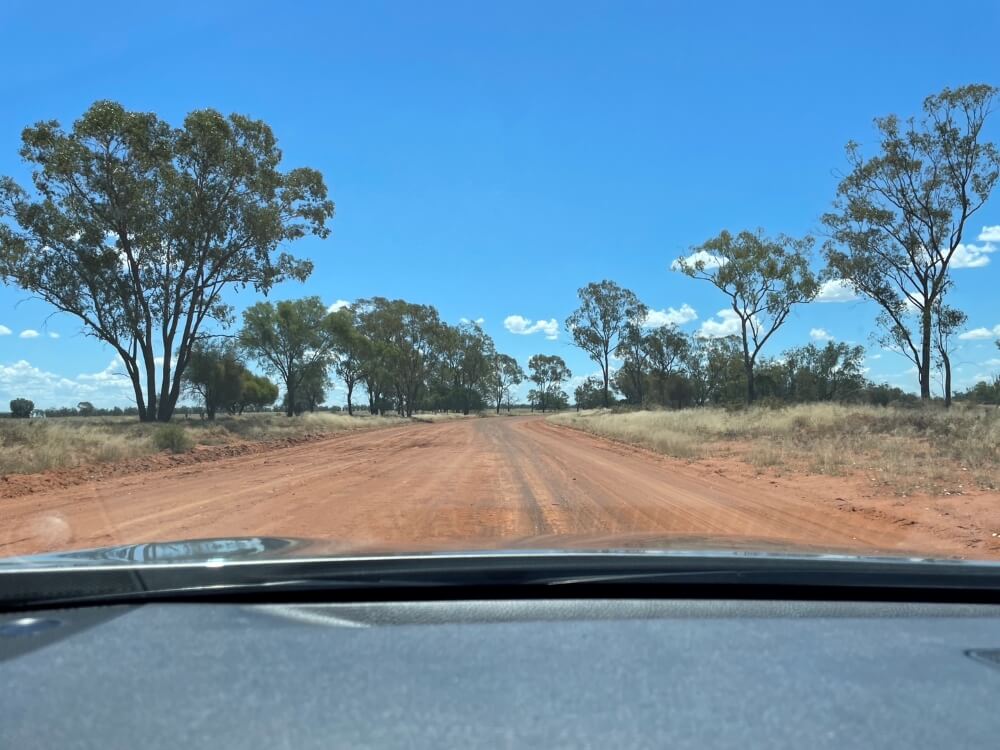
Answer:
[
  {"xmin": 152, "ymin": 424, "xmax": 193, "ymax": 454},
  {"xmin": 10, "ymin": 398, "xmax": 34, "ymax": 418}
]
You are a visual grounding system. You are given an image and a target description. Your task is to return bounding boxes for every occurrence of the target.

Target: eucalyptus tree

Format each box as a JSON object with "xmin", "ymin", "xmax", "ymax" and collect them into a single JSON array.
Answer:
[
  {"xmin": 0, "ymin": 101, "xmax": 334, "ymax": 421},
  {"xmin": 490, "ymin": 353, "xmax": 525, "ymax": 414},
  {"xmin": 823, "ymin": 84, "xmax": 999, "ymax": 399},
  {"xmin": 675, "ymin": 230, "xmax": 817, "ymax": 403},
  {"xmin": 527, "ymin": 354, "xmax": 572, "ymax": 413},
  {"xmin": 566, "ymin": 280, "xmax": 647, "ymax": 408}
]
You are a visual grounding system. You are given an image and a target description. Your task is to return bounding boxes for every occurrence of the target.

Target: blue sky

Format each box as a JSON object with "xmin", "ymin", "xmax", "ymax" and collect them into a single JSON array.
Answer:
[{"xmin": 1, "ymin": 0, "xmax": 999, "ymax": 407}]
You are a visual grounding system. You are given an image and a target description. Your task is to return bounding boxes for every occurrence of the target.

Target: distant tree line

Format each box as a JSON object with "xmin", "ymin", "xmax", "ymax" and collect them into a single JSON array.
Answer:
[
  {"xmin": 233, "ymin": 296, "xmax": 531, "ymax": 418},
  {"xmin": 1, "ymin": 86, "xmax": 997, "ymax": 420}
]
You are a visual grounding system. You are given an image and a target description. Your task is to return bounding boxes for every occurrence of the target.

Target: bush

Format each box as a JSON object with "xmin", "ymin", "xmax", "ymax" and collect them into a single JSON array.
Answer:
[
  {"xmin": 10, "ymin": 398, "xmax": 35, "ymax": 418},
  {"xmin": 152, "ymin": 424, "xmax": 193, "ymax": 454}
]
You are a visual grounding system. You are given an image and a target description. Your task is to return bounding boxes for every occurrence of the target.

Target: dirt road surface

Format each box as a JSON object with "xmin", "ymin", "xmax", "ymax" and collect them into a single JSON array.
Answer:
[{"xmin": 2, "ymin": 416, "xmax": 997, "ymax": 559}]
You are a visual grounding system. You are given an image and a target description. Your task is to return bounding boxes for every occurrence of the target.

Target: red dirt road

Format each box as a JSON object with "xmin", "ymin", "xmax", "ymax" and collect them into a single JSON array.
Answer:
[{"xmin": 2, "ymin": 416, "xmax": 997, "ymax": 559}]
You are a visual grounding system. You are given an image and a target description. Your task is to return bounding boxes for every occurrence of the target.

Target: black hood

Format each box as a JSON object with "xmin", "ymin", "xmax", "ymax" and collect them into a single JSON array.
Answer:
[{"xmin": 0, "ymin": 532, "xmax": 954, "ymax": 569}]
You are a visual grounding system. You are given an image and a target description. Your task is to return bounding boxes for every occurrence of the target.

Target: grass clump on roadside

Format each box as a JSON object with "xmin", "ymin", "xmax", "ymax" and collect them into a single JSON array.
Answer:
[
  {"xmin": 152, "ymin": 424, "xmax": 194, "ymax": 454},
  {"xmin": 549, "ymin": 403, "xmax": 1000, "ymax": 494},
  {"xmin": 0, "ymin": 412, "xmax": 411, "ymax": 477}
]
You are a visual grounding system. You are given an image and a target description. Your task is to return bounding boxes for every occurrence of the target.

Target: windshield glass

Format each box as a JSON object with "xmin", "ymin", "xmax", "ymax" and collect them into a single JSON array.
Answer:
[{"xmin": 0, "ymin": 1, "xmax": 997, "ymax": 569}]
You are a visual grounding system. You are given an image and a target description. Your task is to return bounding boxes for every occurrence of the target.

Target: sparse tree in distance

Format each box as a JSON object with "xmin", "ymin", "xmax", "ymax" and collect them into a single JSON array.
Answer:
[
  {"xmin": 183, "ymin": 341, "xmax": 246, "ymax": 419},
  {"xmin": 234, "ymin": 372, "xmax": 279, "ymax": 414},
  {"xmin": 675, "ymin": 230, "xmax": 818, "ymax": 403},
  {"xmin": 782, "ymin": 341, "xmax": 867, "ymax": 402},
  {"xmin": 0, "ymin": 102, "xmax": 333, "ymax": 423},
  {"xmin": 574, "ymin": 376, "xmax": 606, "ymax": 410},
  {"xmin": 238, "ymin": 297, "xmax": 340, "ymax": 417},
  {"xmin": 76, "ymin": 401, "xmax": 96, "ymax": 417},
  {"xmin": 615, "ymin": 322, "xmax": 650, "ymax": 405},
  {"xmin": 490, "ymin": 353, "xmax": 525, "ymax": 414},
  {"xmin": 823, "ymin": 84, "xmax": 999, "ymax": 400},
  {"xmin": 9, "ymin": 398, "xmax": 34, "ymax": 418},
  {"xmin": 643, "ymin": 324, "xmax": 689, "ymax": 406},
  {"xmin": 330, "ymin": 307, "xmax": 364, "ymax": 416},
  {"xmin": 527, "ymin": 354, "xmax": 571, "ymax": 412},
  {"xmin": 932, "ymin": 300, "xmax": 968, "ymax": 408},
  {"xmin": 566, "ymin": 280, "xmax": 647, "ymax": 408},
  {"xmin": 684, "ymin": 336, "xmax": 744, "ymax": 406}
]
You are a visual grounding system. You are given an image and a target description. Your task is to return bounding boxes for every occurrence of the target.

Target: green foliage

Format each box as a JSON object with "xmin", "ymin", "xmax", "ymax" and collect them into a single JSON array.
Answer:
[
  {"xmin": 822, "ymin": 84, "xmax": 999, "ymax": 399},
  {"xmin": 0, "ymin": 100, "xmax": 334, "ymax": 422},
  {"xmin": 330, "ymin": 306, "xmax": 365, "ymax": 416},
  {"xmin": 183, "ymin": 342, "xmax": 247, "ymax": 419},
  {"xmin": 566, "ymin": 280, "xmax": 646, "ymax": 407},
  {"xmin": 236, "ymin": 372, "xmax": 279, "ymax": 413},
  {"xmin": 956, "ymin": 376, "xmax": 1000, "ymax": 405},
  {"xmin": 490, "ymin": 353, "xmax": 525, "ymax": 413},
  {"xmin": 152, "ymin": 424, "xmax": 193, "ymax": 453},
  {"xmin": 239, "ymin": 297, "xmax": 339, "ymax": 417},
  {"xmin": 284, "ymin": 362, "xmax": 330, "ymax": 414},
  {"xmin": 778, "ymin": 341, "xmax": 867, "ymax": 402},
  {"xmin": 527, "ymin": 354, "xmax": 572, "ymax": 412},
  {"xmin": 675, "ymin": 229, "xmax": 817, "ymax": 404},
  {"xmin": 574, "ymin": 376, "xmax": 606, "ymax": 410},
  {"xmin": 9, "ymin": 398, "xmax": 34, "ymax": 418}
]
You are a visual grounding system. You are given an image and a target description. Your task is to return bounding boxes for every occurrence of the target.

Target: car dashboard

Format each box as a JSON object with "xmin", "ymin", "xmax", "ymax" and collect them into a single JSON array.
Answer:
[{"xmin": 3, "ymin": 597, "xmax": 1000, "ymax": 748}]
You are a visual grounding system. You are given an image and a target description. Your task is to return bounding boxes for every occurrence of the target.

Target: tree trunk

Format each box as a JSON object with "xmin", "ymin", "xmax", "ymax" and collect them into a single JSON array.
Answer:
[
  {"xmin": 920, "ymin": 308, "xmax": 932, "ymax": 400},
  {"xmin": 602, "ymin": 356, "xmax": 610, "ymax": 408},
  {"xmin": 943, "ymin": 352, "xmax": 953, "ymax": 408},
  {"xmin": 285, "ymin": 382, "xmax": 296, "ymax": 417},
  {"xmin": 346, "ymin": 383, "xmax": 354, "ymax": 416},
  {"xmin": 745, "ymin": 362, "xmax": 755, "ymax": 405}
]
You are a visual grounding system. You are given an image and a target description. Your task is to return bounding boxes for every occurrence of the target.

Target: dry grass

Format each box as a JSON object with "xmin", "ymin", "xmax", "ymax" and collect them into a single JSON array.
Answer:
[
  {"xmin": 410, "ymin": 412, "xmax": 475, "ymax": 423},
  {"xmin": 549, "ymin": 403, "xmax": 1000, "ymax": 494},
  {"xmin": 0, "ymin": 412, "xmax": 410, "ymax": 476}
]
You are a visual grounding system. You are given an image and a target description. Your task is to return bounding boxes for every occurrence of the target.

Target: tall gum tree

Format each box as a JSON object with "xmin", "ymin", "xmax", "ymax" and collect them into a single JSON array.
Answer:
[
  {"xmin": 0, "ymin": 101, "xmax": 334, "ymax": 421},
  {"xmin": 675, "ymin": 229, "xmax": 817, "ymax": 404},
  {"xmin": 822, "ymin": 84, "xmax": 999, "ymax": 400},
  {"xmin": 566, "ymin": 280, "xmax": 646, "ymax": 408}
]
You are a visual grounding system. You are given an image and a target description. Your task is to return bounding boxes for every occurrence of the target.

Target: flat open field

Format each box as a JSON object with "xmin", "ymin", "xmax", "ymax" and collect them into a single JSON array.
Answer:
[{"xmin": 2, "ymin": 415, "xmax": 998, "ymax": 560}]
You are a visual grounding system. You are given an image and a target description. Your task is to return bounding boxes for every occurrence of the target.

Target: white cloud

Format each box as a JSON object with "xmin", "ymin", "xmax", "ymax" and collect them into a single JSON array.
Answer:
[
  {"xmin": 981, "ymin": 358, "xmax": 1000, "ymax": 367},
  {"xmin": 48, "ymin": 332, "xmax": 60, "ymax": 339},
  {"xmin": 815, "ymin": 279, "xmax": 859, "ymax": 303},
  {"xmin": 643, "ymin": 304, "xmax": 698, "ymax": 328},
  {"xmin": 0, "ymin": 358, "xmax": 137, "ymax": 408},
  {"xmin": 19, "ymin": 329, "xmax": 39, "ymax": 339},
  {"xmin": 504, "ymin": 315, "xmax": 559, "ymax": 340},
  {"xmin": 697, "ymin": 309, "xmax": 742, "ymax": 339},
  {"xmin": 671, "ymin": 249, "xmax": 728, "ymax": 272},
  {"xmin": 327, "ymin": 299, "xmax": 351, "ymax": 313},
  {"xmin": 950, "ymin": 241, "xmax": 996, "ymax": 269},
  {"xmin": 810, "ymin": 328, "xmax": 833, "ymax": 341},
  {"xmin": 868, "ymin": 353, "xmax": 882, "ymax": 360},
  {"xmin": 958, "ymin": 325, "xmax": 1000, "ymax": 341},
  {"xmin": 978, "ymin": 225, "xmax": 1000, "ymax": 242},
  {"xmin": 0, "ymin": 325, "xmax": 10, "ymax": 336},
  {"xmin": 459, "ymin": 317, "xmax": 485, "ymax": 325}
]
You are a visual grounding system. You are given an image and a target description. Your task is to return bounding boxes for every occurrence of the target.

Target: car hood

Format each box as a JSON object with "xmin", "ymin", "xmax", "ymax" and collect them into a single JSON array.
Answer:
[{"xmin": 0, "ymin": 533, "xmax": 951, "ymax": 569}]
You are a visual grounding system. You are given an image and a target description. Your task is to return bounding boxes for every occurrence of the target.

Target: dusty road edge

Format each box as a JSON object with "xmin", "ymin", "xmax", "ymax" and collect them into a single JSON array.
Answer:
[{"xmin": 0, "ymin": 420, "xmax": 431, "ymax": 500}]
